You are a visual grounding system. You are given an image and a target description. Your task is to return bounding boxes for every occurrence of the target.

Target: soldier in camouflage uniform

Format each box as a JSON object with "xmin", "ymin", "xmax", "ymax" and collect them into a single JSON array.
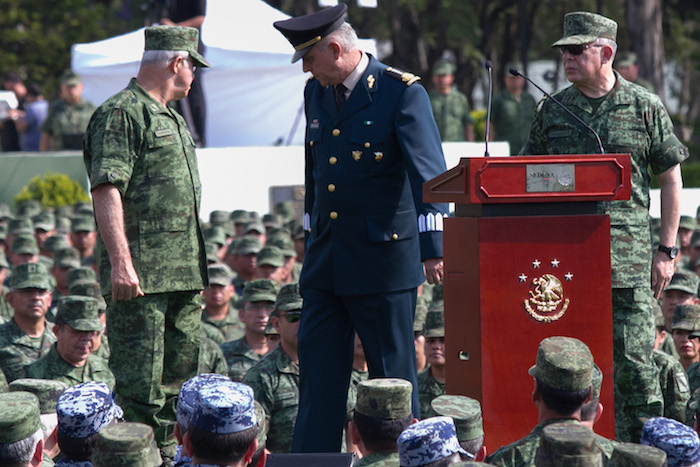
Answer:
[
  {"xmin": 68, "ymin": 216, "xmax": 97, "ymax": 268},
  {"xmin": 25, "ymin": 296, "xmax": 115, "ymax": 390},
  {"xmin": 661, "ymin": 271, "xmax": 700, "ymax": 360},
  {"xmin": 348, "ymin": 378, "xmax": 416, "ymax": 467},
  {"xmin": 486, "ymin": 337, "xmax": 616, "ymax": 466},
  {"xmin": 613, "ymin": 52, "xmax": 655, "ymax": 94},
  {"xmin": 398, "ymin": 417, "xmax": 472, "ymax": 465},
  {"xmin": 429, "ymin": 59, "xmax": 474, "ymax": 142},
  {"xmin": 40, "ymin": 71, "xmax": 96, "ymax": 151},
  {"xmin": 242, "ymin": 283, "xmax": 301, "ymax": 453},
  {"xmin": 522, "ymin": 11, "xmax": 688, "ymax": 442},
  {"xmin": 197, "ymin": 334, "xmax": 229, "ymax": 376},
  {"xmin": 669, "ymin": 304, "xmax": 700, "ymax": 371},
  {"xmin": 0, "ymin": 391, "xmax": 47, "ymax": 466},
  {"xmin": 0, "ymin": 250, "xmax": 12, "ymax": 323},
  {"xmin": 68, "ymin": 282, "xmax": 109, "ymax": 361},
  {"xmin": 220, "ymin": 279, "xmax": 277, "ymax": 381},
  {"xmin": 92, "ymin": 423, "xmax": 162, "ymax": 467},
  {"xmin": 0, "ymin": 263, "xmax": 56, "ymax": 382},
  {"xmin": 82, "ymin": 26, "xmax": 210, "ymax": 461},
  {"xmin": 223, "ymin": 235, "xmax": 263, "ymax": 297},
  {"xmin": 609, "ymin": 442, "xmax": 667, "ymax": 466},
  {"xmin": 417, "ymin": 305, "xmax": 446, "ymax": 419},
  {"xmin": 201, "ymin": 263, "xmax": 243, "ymax": 344},
  {"xmin": 490, "ymin": 61, "xmax": 537, "ymax": 154},
  {"xmin": 431, "ymin": 395, "xmax": 486, "ymax": 460},
  {"xmin": 535, "ymin": 423, "xmax": 603, "ymax": 466}
]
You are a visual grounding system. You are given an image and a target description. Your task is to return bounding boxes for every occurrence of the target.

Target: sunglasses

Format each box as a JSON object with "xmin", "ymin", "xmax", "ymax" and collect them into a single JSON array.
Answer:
[
  {"xmin": 282, "ymin": 312, "xmax": 301, "ymax": 323},
  {"xmin": 559, "ymin": 44, "xmax": 603, "ymax": 56}
]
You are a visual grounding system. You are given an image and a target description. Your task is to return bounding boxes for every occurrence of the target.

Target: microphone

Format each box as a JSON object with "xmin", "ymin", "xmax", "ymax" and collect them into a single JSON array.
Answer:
[
  {"xmin": 509, "ymin": 68, "xmax": 605, "ymax": 154},
  {"xmin": 484, "ymin": 60, "xmax": 493, "ymax": 157}
]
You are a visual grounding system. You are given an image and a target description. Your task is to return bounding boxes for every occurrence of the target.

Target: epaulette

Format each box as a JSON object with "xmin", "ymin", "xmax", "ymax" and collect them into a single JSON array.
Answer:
[{"xmin": 385, "ymin": 67, "xmax": 421, "ymax": 86}]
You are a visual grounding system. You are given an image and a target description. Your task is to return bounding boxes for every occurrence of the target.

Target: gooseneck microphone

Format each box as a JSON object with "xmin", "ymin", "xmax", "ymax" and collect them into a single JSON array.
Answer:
[
  {"xmin": 509, "ymin": 68, "xmax": 605, "ymax": 154},
  {"xmin": 484, "ymin": 60, "xmax": 493, "ymax": 157}
]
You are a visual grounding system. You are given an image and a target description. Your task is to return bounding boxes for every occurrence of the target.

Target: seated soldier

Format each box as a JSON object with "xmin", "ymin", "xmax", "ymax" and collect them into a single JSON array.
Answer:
[
  {"xmin": 220, "ymin": 279, "xmax": 277, "ymax": 382},
  {"xmin": 417, "ymin": 305, "xmax": 446, "ymax": 419},
  {"xmin": 25, "ymin": 296, "xmax": 114, "ymax": 390},
  {"xmin": 92, "ymin": 422, "xmax": 162, "ymax": 467},
  {"xmin": 55, "ymin": 381, "xmax": 123, "ymax": 465},
  {"xmin": 431, "ymin": 395, "xmax": 487, "ymax": 461},
  {"xmin": 641, "ymin": 417, "xmax": 700, "ymax": 467},
  {"xmin": 534, "ymin": 423, "xmax": 602, "ymax": 466},
  {"xmin": 348, "ymin": 378, "xmax": 417, "ymax": 466},
  {"xmin": 201, "ymin": 263, "xmax": 243, "ymax": 344},
  {"xmin": 0, "ymin": 263, "xmax": 56, "ymax": 382},
  {"xmin": 397, "ymin": 416, "xmax": 472, "ymax": 466},
  {"xmin": 0, "ymin": 391, "xmax": 45, "ymax": 467},
  {"xmin": 183, "ymin": 381, "xmax": 259, "ymax": 467},
  {"xmin": 486, "ymin": 336, "xmax": 616, "ymax": 466},
  {"xmin": 670, "ymin": 304, "xmax": 700, "ymax": 370}
]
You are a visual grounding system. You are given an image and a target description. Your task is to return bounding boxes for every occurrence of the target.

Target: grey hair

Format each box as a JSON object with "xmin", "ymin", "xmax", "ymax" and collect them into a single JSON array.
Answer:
[
  {"xmin": 320, "ymin": 22, "xmax": 358, "ymax": 52},
  {"xmin": 0, "ymin": 428, "xmax": 43, "ymax": 465},
  {"xmin": 141, "ymin": 50, "xmax": 189, "ymax": 68},
  {"xmin": 594, "ymin": 37, "xmax": 617, "ymax": 60}
]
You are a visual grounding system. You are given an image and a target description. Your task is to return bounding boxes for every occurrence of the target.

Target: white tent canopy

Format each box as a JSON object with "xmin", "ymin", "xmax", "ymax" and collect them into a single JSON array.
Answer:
[{"xmin": 72, "ymin": 0, "xmax": 376, "ymax": 147}]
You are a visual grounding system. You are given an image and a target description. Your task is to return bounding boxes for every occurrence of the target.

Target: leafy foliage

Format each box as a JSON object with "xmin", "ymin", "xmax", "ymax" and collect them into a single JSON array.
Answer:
[{"xmin": 14, "ymin": 171, "xmax": 90, "ymax": 208}]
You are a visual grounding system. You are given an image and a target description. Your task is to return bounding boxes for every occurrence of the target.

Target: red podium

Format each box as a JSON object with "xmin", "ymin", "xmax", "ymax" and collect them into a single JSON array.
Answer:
[{"xmin": 424, "ymin": 154, "xmax": 631, "ymax": 449}]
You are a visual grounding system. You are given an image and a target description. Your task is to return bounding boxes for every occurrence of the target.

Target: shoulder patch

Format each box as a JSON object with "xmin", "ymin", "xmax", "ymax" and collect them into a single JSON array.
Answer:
[{"xmin": 385, "ymin": 67, "xmax": 421, "ymax": 86}]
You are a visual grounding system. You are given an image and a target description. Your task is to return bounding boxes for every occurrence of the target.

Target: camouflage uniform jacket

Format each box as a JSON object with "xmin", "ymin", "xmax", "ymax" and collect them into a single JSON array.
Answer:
[
  {"xmin": 92, "ymin": 333, "xmax": 110, "ymax": 361},
  {"xmin": 661, "ymin": 332, "xmax": 681, "ymax": 360},
  {"xmin": 522, "ymin": 72, "xmax": 688, "ymax": 288},
  {"xmin": 198, "ymin": 334, "xmax": 229, "ymax": 376},
  {"xmin": 25, "ymin": 344, "xmax": 115, "ymax": 390},
  {"xmin": 486, "ymin": 418, "xmax": 616, "ymax": 467},
  {"xmin": 429, "ymin": 88, "xmax": 473, "ymax": 142},
  {"xmin": 201, "ymin": 308, "xmax": 244, "ymax": 344},
  {"xmin": 0, "ymin": 367, "xmax": 7, "ymax": 392},
  {"xmin": 83, "ymin": 78, "xmax": 208, "ymax": 296},
  {"xmin": 0, "ymin": 286, "xmax": 12, "ymax": 323},
  {"xmin": 653, "ymin": 349, "xmax": 690, "ymax": 423},
  {"xmin": 242, "ymin": 344, "xmax": 299, "ymax": 453},
  {"xmin": 347, "ymin": 368, "xmax": 369, "ymax": 414},
  {"xmin": 354, "ymin": 451, "xmax": 400, "ymax": 467},
  {"xmin": 417, "ymin": 366, "xmax": 445, "ymax": 419},
  {"xmin": 686, "ymin": 361, "xmax": 700, "ymax": 423},
  {"xmin": 220, "ymin": 336, "xmax": 268, "ymax": 382},
  {"xmin": 41, "ymin": 98, "xmax": 96, "ymax": 150},
  {"xmin": 491, "ymin": 89, "xmax": 537, "ymax": 154},
  {"xmin": 0, "ymin": 318, "xmax": 55, "ymax": 382}
]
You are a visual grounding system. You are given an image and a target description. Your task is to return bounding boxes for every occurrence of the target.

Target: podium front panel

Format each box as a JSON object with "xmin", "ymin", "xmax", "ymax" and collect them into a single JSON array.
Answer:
[{"xmin": 443, "ymin": 215, "xmax": 614, "ymax": 450}]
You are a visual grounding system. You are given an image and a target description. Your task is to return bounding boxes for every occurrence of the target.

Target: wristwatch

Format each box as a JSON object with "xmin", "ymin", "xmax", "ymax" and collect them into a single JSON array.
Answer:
[{"xmin": 658, "ymin": 245, "xmax": 679, "ymax": 259}]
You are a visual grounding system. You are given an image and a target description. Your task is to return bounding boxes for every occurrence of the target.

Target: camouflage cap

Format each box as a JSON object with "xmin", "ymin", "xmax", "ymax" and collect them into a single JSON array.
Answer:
[
  {"xmin": 552, "ymin": 12, "xmax": 618, "ymax": 47},
  {"xmin": 615, "ymin": 52, "xmax": 638, "ymax": 69},
  {"xmin": 534, "ymin": 422, "xmax": 601, "ymax": 467},
  {"xmin": 67, "ymin": 266, "xmax": 97, "ymax": 288},
  {"xmin": 0, "ymin": 391, "xmax": 41, "ymax": 443},
  {"xmin": 55, "ymin": 205, "xmax": 74, "ymax": 218},
  {"xmin": 610, "ymin": 442, "xmax": 667, "ymax": 467},
  {"xmin": 528, "ymin": 336, "xmax": 594, "ymax": 392},
  {"xmin": 144, "ymin": 25, "xmax": 210, "ymax": 68},
  {"xmin": 262, "ymin": 214, "xmax": 282, "ymax": 229},
  {"xmin": 60, "ymin": 70, "xmax": 82, "ymax": 86},
  {"xmin": 209, "ymin": 210, "xmax": 230, "ymax": 225},
  {"xmin": 691, "ymin": 230, "xmax": 700, "ymax": 248},
  {"xmin": 73, "ymin": 203, "xmax": 93, "ymax": 217},
  {"xmin": 355, "ymin": 378, "xmax": 413, "ymax": 419},
  {"xmin": 204, "ymin": 225, "xmax": 226, "ymax": 247},
  {"xmin": 276, "ymin": 282, "xmax": 303, "ymax": 312},
  {"xmin": 205, "ymin": 242, "xmax": 220, "ymax": 263},
  {"xmin": 71, "ymin": 215, "xmax": 96, "ymax": 232},
  {"xmin": 591, "ymin": 364, "xmax": 603, "ymax": 399},
  {"xmin": 53, "ymin": 246, "xmax": 81, "ymax": 269},
  {"xmin": 230, "ymin": 209, "xmax": 250, "ymax": 224},
  {"xmin": 208, "ymin": 262, "xmax": 234, "ymax": 287},
  {"xmin": 56, "ymin": 296, "xmax": 103, "ymax": 332},
  {"xmin": 431, "ymin": 395, "xmax": 483, "ymax": 442},
  {"xmin": 254, "ymin": 399, "xmax": 268, "ymax": 447},
  {"xmin": 16, "ymin": 200, "xmax": 41, "ymax": 218},
  {"xmin": 9, "ymin": 378, "xmax": 68, "ymax": 414},
  {"xmin": 8, "ymin": 217, "xmax": 33, "ymax": 235},
  {"xmin": 670, "ymin": 304, "xmax": 700, "ymax": 332},
  {"xmin": 68, "ymin": 281, "xmax": 107, "ymax": 311},
  {"xmin": 653, "ymin": 301, "xmax": 665, "ymax": 328},
  {"xmin": 177, "ymin": 373, "xmax": 231, "ymax": 430},
  {"xmin": 266, "ymin": 234, "xmax": 296, "ymax": 257},
  {"xmin": 641, "ymin": 417, "xmax": 700, "ymax": 467},
  {"xmin": 257, "ymin": 245, "xmax": 285, "ymax": 268},
  {"xmin": 0, "ymin": 224, "xmax": 5, "ymax": 241},
  {"xmin": 232, "ymin": 235, "xmax": 263, "ymax": 255},
  {"xmin": 423, "ymin": 308, "xmax": 445, "ymax": 338},
  {"xmin": 11, "ymin": 233, "xmax": 39, "ymax": 255},
  {"xmin": 679, "ymin": 216, "xmax": 696, "ymax": 231},
  {"xmin": 0, "ymin": 203, "xmax": 13, "ymax": 220},
  {"xmin": 42, "ymin": 234, "xmax": 69, "ymax": 252},
  {"xmin": 398, "ymin": 417, "xmax": 471, "ymax": 466},
  {"xmin": 244, "ymin": 220, "xmax": 266, "ymax": 235},
  {"xmin": 0, "ymin": 250, "xmax": 8, "ymax": 269},
  {"xmin": 433, "ymin": 59, "xmax": 455, "ymax": 76},
  {"xmin": 32, "ymin": 212, "xmax": 55, "ymax": 231},
  {"xmin": 190, "ymin": 381, "xmax": 257, "ymax": 434},
  {"xmin": 414, "ymin": 303, "xmax": 428, "ymax": 333},
  {"xmin": 57, "ymin": 381, "xmax": 123, "ymax": 439},
  {"xmin": 291, "ymin": 222, "xmax": 305, "ymax": 240},
  {"xmin": 274, "ymin": 200, "xmax": 296, "ymax": 223},
  {"xmin": 92, "ymin": 422, "xmax": 163, "ymax": 467},
  {"xmin": 666, "ymin": 270, "xmax": 699, "ymax": 296},
  {"xmin": 242, "ymin": 279, "xmax": 278, "ymax": 303},
  {"xmin": 11, "ymin": 262, "xmax": 51, "ymax": 290},
  {"xmin": 55, "ymin": 217, "xmax": 71, "ymax": 235}
]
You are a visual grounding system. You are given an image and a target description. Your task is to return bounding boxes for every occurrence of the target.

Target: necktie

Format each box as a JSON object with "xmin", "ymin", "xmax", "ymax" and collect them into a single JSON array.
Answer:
[{"xmin": 335, "ymin": 84, "xmax": 348, "ymax": 110}]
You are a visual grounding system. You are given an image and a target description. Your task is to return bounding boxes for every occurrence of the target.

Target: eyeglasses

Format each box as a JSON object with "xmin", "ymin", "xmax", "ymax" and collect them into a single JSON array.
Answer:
[
  {"xmin": 559, "ymin": 44, "xmax": 603, "ymax": 56},
  {"xmin": 280, "ymin": 312, "xmax": 301, "ymax": 324}
]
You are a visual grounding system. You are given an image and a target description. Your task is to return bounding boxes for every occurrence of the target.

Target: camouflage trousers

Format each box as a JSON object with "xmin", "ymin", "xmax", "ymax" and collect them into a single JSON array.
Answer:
[
  {"xmin": 612, "ymin": 287, "xmax": 663, "ymax": 442},
  {"xmin": 106, "ymin": 291, "xmax": 201, "ymax": 454}
]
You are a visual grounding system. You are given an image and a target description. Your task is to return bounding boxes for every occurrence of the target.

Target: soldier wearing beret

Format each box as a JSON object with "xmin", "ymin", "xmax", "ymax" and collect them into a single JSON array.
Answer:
[
  {"xmin": 0, "ymin": 391, "xmax": 46, "ymax": 466},
  {"xmin": 521, "ymin": 11, "xmax": 688, "ymax": 442},
  {"xmin": 486, "ymin": 336, "xmax": 616, "ymax": 466},
  {"xmin": 274, "ymin": 4, "xmax": 448, "ymax": 452},
  {"xmin": 429, "ymin": 59, "xmax": 474, "ymax": 142},
  {"xmin": 83, "ymin": 25, "xmax": 210, "ymax": 462}
]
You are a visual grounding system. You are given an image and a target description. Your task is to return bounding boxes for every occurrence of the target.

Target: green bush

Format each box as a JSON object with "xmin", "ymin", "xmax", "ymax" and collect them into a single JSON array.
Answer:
[{"xmin": 14, "ymin": 171, "xmax": 90, "ymax": 209}]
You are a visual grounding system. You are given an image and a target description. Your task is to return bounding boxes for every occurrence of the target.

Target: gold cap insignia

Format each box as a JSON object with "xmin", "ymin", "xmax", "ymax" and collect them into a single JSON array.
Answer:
[
  {"xmin": 352, "ymin": 150, "xmax": 362, "ymax": 161},
  {"xmin": 367, "ymin": 74, "xmax": 375, "ymax": 89},
  {"xmin": 374, "ymin": 152, "xmax": 384, "ymax": 162}
]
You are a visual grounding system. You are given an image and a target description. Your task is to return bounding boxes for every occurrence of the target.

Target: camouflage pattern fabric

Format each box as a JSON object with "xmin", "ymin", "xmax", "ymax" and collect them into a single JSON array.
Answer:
[
  {"xmin": 491, "ymin": 89, "xmax": 537, "ymax": 155},
  {"xmin": 41, "ymin": 99, "xmax": 96, "ymax": 150},
  {"xmin": 429, "ymin": 88, "xmax": 473, "ymax": 142},
  {"xmin": 0, "ymin": 367, "xmax": 7, "ymax": 393},
  {"xmin": 347, "ymin": 368, "xmax": 369, "ymax": 415},
  {"xmin": 220, "ymin": 336, "xmax": 268, "ymax": 382},
  {"xmin": 417, "ymin": 366, "xmax": 445, "ymax": 420},
  {"xmin": 201, "ymin": 308, "xmax": 244, "ymax": 345},
  {"xmin": 354, "ymin": 451, "xmax": 400, "ymax": 467},
  {"xmin": 486, "ymin": 418, "xmax": 616, "ymax": 467},
  {"xmin": 0, "ymin": 286, "xmax": 12, "ymax": 323},
  {"xmin": 652, "ymin": 349, "xmax": 690, "ymax": 424},
  {"xmin": 197, "ymin": 334, "xmax": 228, "ymax": 376},
  {"xmin": 93, "ymin": 333, "xmax": 110, "ymax": 361},
  {"xmin": 242, "ymin": 344, "xmax": 299, "ymax": 453},
  {"xmin": 661, "ymin": 333, "xmax": 681, "ymax": 360},
  {"xmin": 0, "ymin": 319, "xmax": 56, "ymax": 382},
  {"xmin": 24, "ymin": 344, "xmax": 115, "ymax": 390},
  {"xmin": 686, "ymin": 362, "xmax": 700, "ymax": 424}
]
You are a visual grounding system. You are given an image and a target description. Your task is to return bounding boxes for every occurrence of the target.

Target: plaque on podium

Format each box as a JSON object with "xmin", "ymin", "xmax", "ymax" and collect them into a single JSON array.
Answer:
[{"xmin": 424, "ymin": 154, "xmax": 631, "ymax": 449}]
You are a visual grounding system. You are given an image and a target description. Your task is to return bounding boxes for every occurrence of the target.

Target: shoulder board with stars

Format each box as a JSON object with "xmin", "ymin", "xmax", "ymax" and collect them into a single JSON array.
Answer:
[{"xmin": 385, "ymin": 67, "xmax": 421, "ymax": 86}]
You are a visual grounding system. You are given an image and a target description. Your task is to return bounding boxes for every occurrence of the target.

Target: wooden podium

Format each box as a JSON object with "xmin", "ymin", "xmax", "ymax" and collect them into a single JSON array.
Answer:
[{"xmin": 423, "ymin": 154, "xmax": 631, "ymax": 449}]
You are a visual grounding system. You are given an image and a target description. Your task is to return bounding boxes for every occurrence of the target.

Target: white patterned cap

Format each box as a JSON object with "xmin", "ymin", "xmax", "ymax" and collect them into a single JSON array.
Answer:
[
  {"xmin": 189, "ymin": 381, "xmax": 257, "ymax": 434},
  {"xmin": 397, "ymin": 417, "xmax": 471, "ymax": 466},
  {"xmin": 57, "ymin": 382, "xmax": 123, "ymax": 439},
  {"xmin": 176, "ymin": 373, "xmax": 230, "ymax": 430}
]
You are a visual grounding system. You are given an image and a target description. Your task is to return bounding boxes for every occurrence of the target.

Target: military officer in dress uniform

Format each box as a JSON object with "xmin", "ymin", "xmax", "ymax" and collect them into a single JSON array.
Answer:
[{"xmin": 274, "ymin": 4, "xmax": 448, "ymax": 453}]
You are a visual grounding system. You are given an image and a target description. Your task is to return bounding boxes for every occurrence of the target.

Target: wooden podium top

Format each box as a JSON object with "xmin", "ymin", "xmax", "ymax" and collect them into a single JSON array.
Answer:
[{"xmin": 424, "ymin": 154, "xmax": 631, "ymax": 204}]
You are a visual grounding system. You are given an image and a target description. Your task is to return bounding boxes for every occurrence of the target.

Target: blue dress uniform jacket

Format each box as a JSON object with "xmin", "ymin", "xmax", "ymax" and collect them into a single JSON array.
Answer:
[{"xmin": 300, "ymin": 54, "xmax": 449, "ymax": 296}]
